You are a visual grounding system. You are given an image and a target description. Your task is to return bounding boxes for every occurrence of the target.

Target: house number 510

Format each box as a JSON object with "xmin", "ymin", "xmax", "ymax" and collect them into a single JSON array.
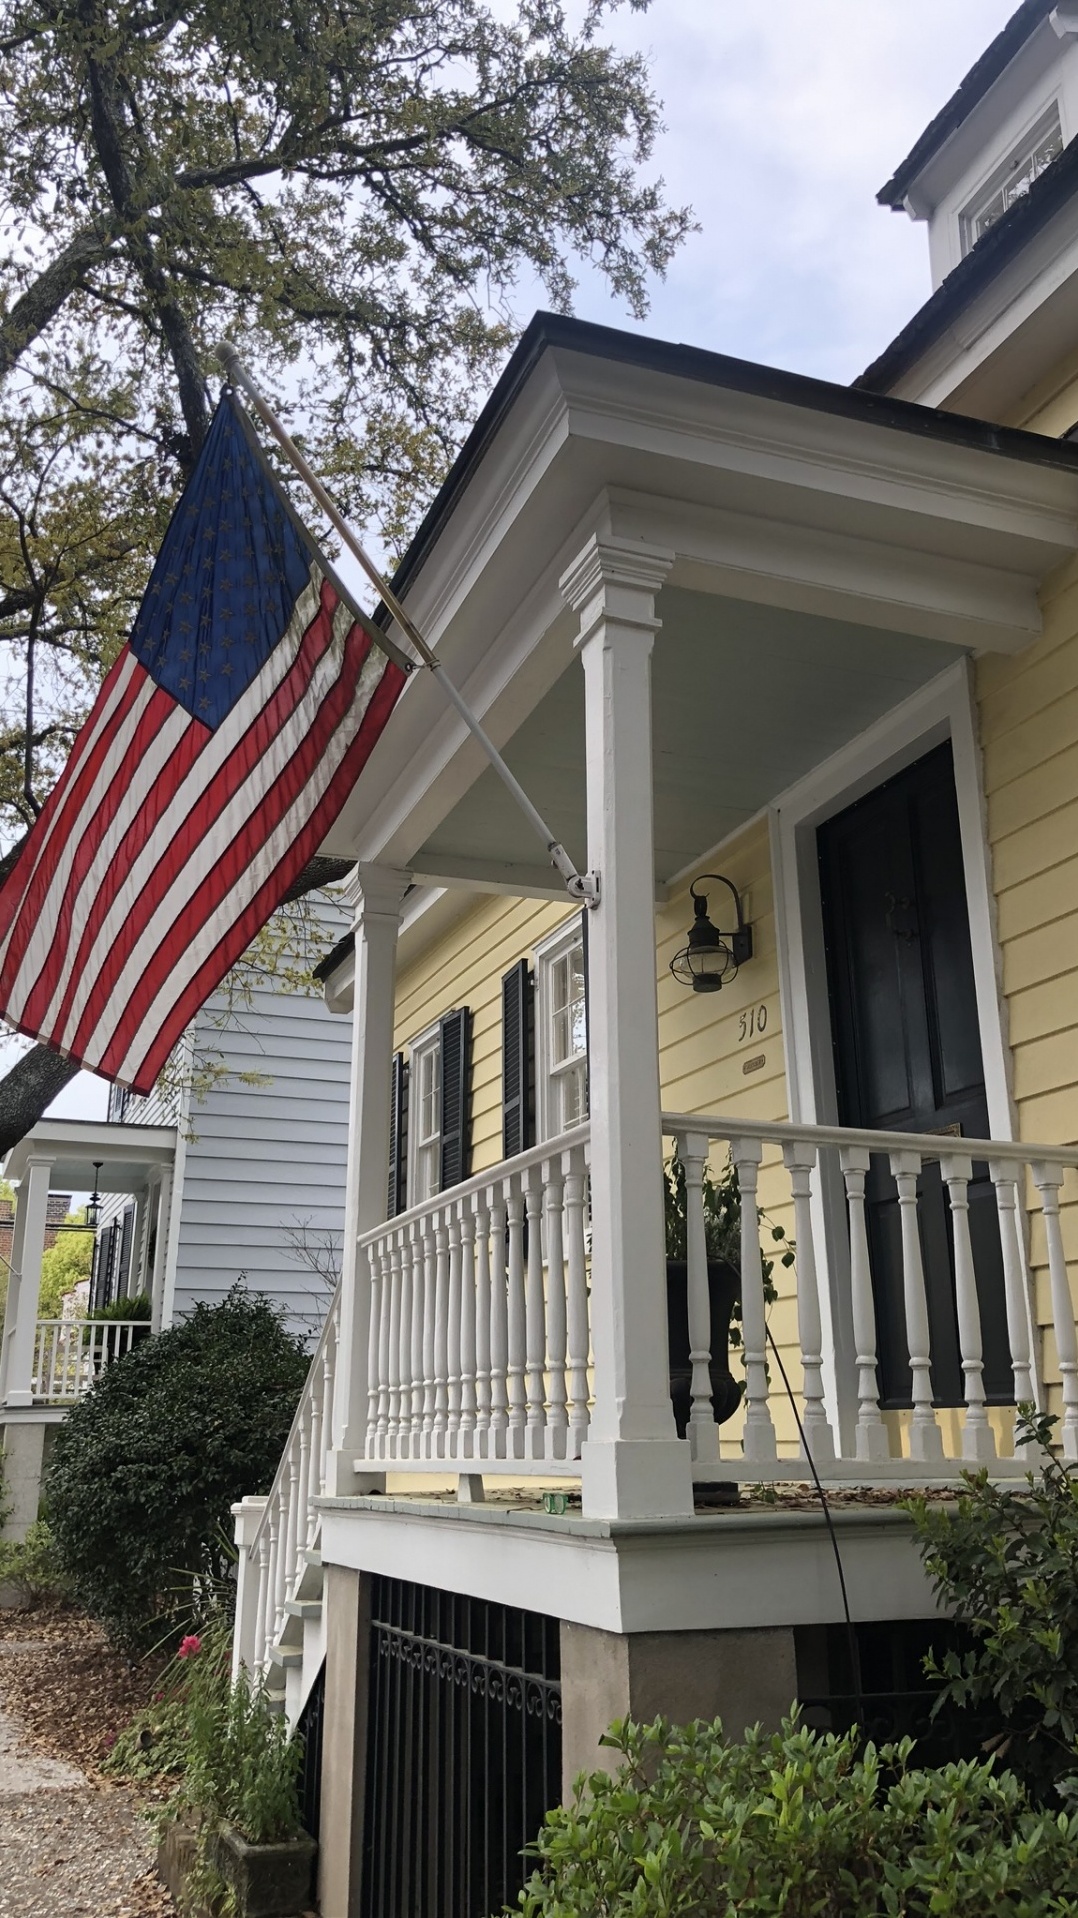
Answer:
[{"xmin": 738, "ymin": 1005, "xmax": 767, "ymax": 1042}]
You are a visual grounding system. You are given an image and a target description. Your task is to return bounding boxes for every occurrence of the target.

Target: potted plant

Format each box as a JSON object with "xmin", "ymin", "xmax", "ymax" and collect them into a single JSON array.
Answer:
[
  {"xmin": 156, "ymin": 1637, "xmax": 315, "ymax": 1918},
  {"xmin": 664, "ymin": 1151, "xmax": 743, "ymax": 1435},
  {"xmin": 663, "ymin": 1152, "xmax": 793, "ymax": 1437},
  {"xmin": 87, "ymin": 1291, "xmax": 153, "ymax": 1372}
]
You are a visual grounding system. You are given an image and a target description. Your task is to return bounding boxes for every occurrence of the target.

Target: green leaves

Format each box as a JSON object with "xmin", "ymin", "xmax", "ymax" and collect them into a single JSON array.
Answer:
[
  {"xmin": 45, "ymin": 1284, "xmax": 309, "ymax": 1649},
  {"xmin": 906, "ymin": 1408, "xmax": 1078, "ymax": 1805},
  {"xmin": 513, "ymin": 1714, "xmax": 1078, "ymax": 1917}
]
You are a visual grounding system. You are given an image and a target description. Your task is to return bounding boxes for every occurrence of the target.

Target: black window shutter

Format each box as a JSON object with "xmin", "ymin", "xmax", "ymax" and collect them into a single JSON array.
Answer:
[
  {"xmin": 439, "ymin": 1007, "xmax": 473, "ymax": 1191},
  {"xmin": 502, "ymin": 960, "xmax": 534, "ymax": 1160},
  {"xmin": 387, "ymin": 1051, "xmax": 408, "ymax": 1217},
  {"xmin": 118, "ymin": 1204, "xmax": 135, "ymax": 1298}
]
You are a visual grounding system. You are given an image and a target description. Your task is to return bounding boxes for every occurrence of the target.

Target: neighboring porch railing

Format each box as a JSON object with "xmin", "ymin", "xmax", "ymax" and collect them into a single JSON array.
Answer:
[
  {"xmin": 663, "ymin": 1112, "xmax": 1078, "ymax": 1477},
  {"xmin": 31, "ymin": 1318, "xmax": 149, "ymax": 1403}
]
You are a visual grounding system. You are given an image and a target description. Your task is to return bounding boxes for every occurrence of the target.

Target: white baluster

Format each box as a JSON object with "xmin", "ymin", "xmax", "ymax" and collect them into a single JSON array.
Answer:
[
  {"xmin": 386, "ymin": 1233, "xmax": 403, "ymax": 1457},
  {"xmin": 990, "ymin": 1160, "xmax": 1038, "ymax": 1460},
  {"xmin": 283, "ymin": 1443, "xmax": 300, "ymax": 1605},
  {"xmin": 396, "ymin": 1228, "xmax": 413, "ymax": 1459},
  {"xmin": 506, "ymin": 1184, "xmax": 527, "ymax": 1457},
  {"xmin": 564, "ymin": 1154, "xmax": 591, "ymax": 1457},
  {"xmin": 488, "ymin": 1195, "xmax": 509, "ymax": 1458},
  {"xmin": 839, "ymin": 1145, "xmax": 889, "ymax": 1461},
  {"xmin": 781, "ymin": 1142, "xmax": 836, "ymax": 1462},
  {"xmin": 889, "ymin": 1151, "xmax": 943, "ymax": 1462},
  {"xmin": 544, "ymin": 1159, "xmax": 568, "ymax": 1460},
  {"xmin": 432, "ymin": 1216, "xmax": 450, "ymax": 1458},
  {"xmin": 473, "ymin": 1193, "xmax": 492, "ymax": 1456},
  {"xmin": 255, "ymin": 1529, "xmax": 270, "ymax": 1671},
  {"xmin": 941, "ymin": 1152, "xmax": 996, "ymax": 1463},
  {"xmin": 272, "ymin": 1487, "xmax": 288, "ymax": 1643},
  {"xmin": 1031, "ymin": 1162, "xmax": 1078, "ymax": 1461},
  {"xmin": 307, "ymin": 1364, "xmax": 324, "ymax": 1547},
  {"xmin": 296, "ymin": 1408, "xmax": 311, "ymax": 1576},
  {"xmin": 446, "ymin": 1210, "xmax": 463, "ymax": 1454},
  {"xmin": 458, "ymin": 1202, "xmax": 478, "ymax": 1459},
  {"xmin": 375, "ymin": 1243, "xmax": 392, "ymax": 1457},
  {"xmin": 364, "ymin": 1245, "xmax": 380, "ymax": 1456},
  {"xmin": 321, "ymin": 1308, "xmax": 338, "ymax": 1487},
  {"xmin": 682, "ymin": 1132, "xmax": 719, "ymax": 1465},
  {"xmin": 421, "ymin": 1216, "xmax": 437, "ymax": 1454},
  {"xmin": 730, "ymin": 1139, "xmax": 777, "ymax": 1459},
  {"xmin": 524, "ymin": 1164, "xmax": 547, "ymax": 1458},
  {"xmin": 408, "ymin": 1220, "xmax": 425, "ymax": 1458}
]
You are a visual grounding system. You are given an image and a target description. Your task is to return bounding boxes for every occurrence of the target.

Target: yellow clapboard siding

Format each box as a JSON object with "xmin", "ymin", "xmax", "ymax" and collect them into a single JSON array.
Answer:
[
  {"xmin": 1002, "ymin": 913, "xmax": 1078, "ymax": 997},
  {"xmin": 1007, "ymin": 976, "xmax": 1078, "ymax": 1048},
  {"xmin": 995, "ymin": 853, "xmax": 1078, "ymax": 943},
  {"xmin": 978, "ymin": 629, "xmax": 1078, "ymax": 742},
  {"xmin": 988, "ymin": 806, "xmax": 1078, "ymax": 893},
  {"xmin": 982, "ymin": 683, "xmax": 1078, "ymax": 790},
  {"xmin": 1011, "ymin": 1026, "xmax": 1078, "ymax": 1103}
]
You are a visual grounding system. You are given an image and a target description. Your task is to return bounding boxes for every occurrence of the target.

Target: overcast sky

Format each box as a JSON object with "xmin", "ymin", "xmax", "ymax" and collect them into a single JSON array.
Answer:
[{"xmin": 4, "ymin": 0, "xmax": 1018, "ymax": 1130}]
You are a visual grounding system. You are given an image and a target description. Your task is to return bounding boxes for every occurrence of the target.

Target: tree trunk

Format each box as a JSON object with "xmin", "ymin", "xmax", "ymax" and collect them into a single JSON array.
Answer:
[{"xmin": 0, "ymin": 855, "xmax": 357, "ymax": 1159}]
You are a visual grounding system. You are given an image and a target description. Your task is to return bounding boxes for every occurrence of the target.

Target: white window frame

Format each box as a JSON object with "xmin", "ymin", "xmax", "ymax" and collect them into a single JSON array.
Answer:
[
  {"xmin": 959, "ymin": 101, "xmax": 1063, "ymax": 255},
  {"xmin": 534, "ymin": 919, "xmax": 588, "ymax": 1143},
  {"xmin": 407, "ymin": 1021, "xmax": 442, "ymax": 1205}
]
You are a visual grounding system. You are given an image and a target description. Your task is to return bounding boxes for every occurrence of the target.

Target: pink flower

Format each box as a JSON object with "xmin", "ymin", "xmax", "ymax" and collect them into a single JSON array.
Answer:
[
  {"xmin": 102, "ymin": 1731, "xmax": 117, "ymax": 1751},
  {"xmin": 177, "ymin": 1634, "xmax": 202, "ymax": 1659},
  {"xmin": 153, "ymin": 1691, "xmax": 165, "ymax": 1702}
]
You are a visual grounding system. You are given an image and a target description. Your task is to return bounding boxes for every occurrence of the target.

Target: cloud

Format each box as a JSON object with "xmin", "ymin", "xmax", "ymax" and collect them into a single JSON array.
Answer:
[{"xmin": 563, "ymin": 0, "xmax": 1018, "ymax": 382}]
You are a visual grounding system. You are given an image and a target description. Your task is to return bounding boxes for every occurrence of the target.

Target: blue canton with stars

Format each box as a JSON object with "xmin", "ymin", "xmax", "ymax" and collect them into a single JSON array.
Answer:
[{"xmin": 130, "ymin": 394, "xmax": 314, "ymax": 730}]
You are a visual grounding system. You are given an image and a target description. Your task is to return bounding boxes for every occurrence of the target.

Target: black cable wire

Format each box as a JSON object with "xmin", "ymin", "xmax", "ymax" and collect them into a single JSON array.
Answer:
[{"xmin": 764, "ymin": 1322, "xmax": 865, "ymax": 1728}]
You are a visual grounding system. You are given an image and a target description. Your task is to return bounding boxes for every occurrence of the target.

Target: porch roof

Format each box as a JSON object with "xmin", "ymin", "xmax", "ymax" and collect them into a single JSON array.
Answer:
[
  {"xmin": 3, "ymin": 1116, "xmax": 176, "ymax": 1194},
  {"xmin": 320, "ymin": 310, "xmax": 1078, "ymax": 896}
]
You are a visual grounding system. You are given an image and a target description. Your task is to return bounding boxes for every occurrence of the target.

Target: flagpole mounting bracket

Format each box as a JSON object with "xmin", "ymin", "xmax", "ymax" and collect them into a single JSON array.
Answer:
[{"xmin": 554, "ymin": 850, "xmax": 600, "ymax": 908}]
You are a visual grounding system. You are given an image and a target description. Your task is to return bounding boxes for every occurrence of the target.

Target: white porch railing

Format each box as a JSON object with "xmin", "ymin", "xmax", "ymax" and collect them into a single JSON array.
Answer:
[
  {"xmin": 359, "ymin": 1124, "xmax": 591, "ymax": 1472},
  {"xmin": 31, "ymin": 1318, "xmax": 149, "ymax": 1403},
  {"xmin": 663, "ymin": 1112, "xmax": 1078, "ymax": 1478},
  {"xmin": 236, "ymin": 1285, "xmax": 340, "ymax": 1679},
  {"xmin": 232, "ymin": 1108, "xmax": 1078, "ymax": 1683}
]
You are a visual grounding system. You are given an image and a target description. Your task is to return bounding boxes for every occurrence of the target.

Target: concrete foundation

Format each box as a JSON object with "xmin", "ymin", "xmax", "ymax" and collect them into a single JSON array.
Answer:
[
  {"xmin": 0, "ymin": 1414, "xmax": 61, "ymax": 1540},
  {"xmin": 559, "ymin": 1620, "xmax": 798, "ymax": 1797},
  {"xmin": 317, "ymin": 1564, "xmax": 371, "ymax": 1918}
]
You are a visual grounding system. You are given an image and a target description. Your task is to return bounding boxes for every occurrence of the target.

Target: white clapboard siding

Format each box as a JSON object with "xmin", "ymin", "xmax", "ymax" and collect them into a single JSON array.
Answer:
[{"xmin": 170, "ymin": 966, "xmax": 351, "ymax": 1338}]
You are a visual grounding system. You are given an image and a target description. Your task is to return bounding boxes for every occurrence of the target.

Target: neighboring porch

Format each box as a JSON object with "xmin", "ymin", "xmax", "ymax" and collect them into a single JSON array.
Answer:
[{"xmin": 0, "ymin": 1118, "xmax": 175, "ymax": 1536}]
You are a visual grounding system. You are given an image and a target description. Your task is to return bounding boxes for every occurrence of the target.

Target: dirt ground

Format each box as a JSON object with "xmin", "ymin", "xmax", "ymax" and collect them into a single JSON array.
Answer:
[{"xmin": 0, "ymin": 1604, "xmax": 175, "ymax": 1918}]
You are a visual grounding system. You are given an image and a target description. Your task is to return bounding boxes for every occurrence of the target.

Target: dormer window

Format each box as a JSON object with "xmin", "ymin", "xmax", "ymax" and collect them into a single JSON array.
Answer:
[{"xmin": 960, "ymin": 105, "xmax": 1064, "ymax": 253}]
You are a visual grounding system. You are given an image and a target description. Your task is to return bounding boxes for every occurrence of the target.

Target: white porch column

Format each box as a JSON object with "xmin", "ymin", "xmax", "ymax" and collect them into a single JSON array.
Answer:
[
  {"xmin": 149, "ymin": 1167, "xmax": 173, "ymax": 1333},
  {"xmin": 325, "ymin": 863, "xmax": 410, "ymax": 1497},
  {"xmin": 560, "ymin": 536, "xmax": 693, "ymax": 1520},
  {"xmin": 0, "ymin": 1155, "xmax": 54, "ymax": 1408}
]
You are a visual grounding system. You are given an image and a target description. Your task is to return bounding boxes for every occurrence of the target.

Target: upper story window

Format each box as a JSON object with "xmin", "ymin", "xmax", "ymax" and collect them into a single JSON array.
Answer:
[
  {"xmin": 409, "ymin": 1023, "xmax": 442, "ymax": 1206},
  {"xmin": 960, "ymin": 105, "xmax": 1063, "ymax": 254},
  {"xmin": 536, "ymin": 920, "xmax": 588, "ymax": 1139}
]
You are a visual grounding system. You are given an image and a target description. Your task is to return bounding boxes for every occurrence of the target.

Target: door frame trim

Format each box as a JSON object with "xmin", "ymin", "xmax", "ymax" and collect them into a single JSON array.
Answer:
[{"xmin": 768, "ymin": 656, "xmax": 1020, "ymax": 1441}]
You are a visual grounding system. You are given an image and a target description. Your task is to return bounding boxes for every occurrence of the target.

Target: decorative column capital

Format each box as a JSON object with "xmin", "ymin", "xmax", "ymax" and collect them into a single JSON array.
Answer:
[
  {"xmin": 344, "ymin": 862, "xmax": 412, "ymax": 925},
  {"xmin": 559, "ymin": 536, "xmax": 674, "ymax": 651}
]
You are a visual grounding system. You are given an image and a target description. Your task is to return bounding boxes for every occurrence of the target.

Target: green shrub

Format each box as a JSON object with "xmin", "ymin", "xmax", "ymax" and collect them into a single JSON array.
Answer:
[
  {"xmin": 182, "ymin": 1665, "xmax": 303, "ymax": 1845},
  {"xmin": 906, "ymin": 1406, "xmax": 1078, "ymax": 1804},
  {"xmin": 0, "ymin": 1519, "xmax": 71, "ymax": 1606},
  {"xmin": 45, "ymin": 1286, "xmax": 308, "ymax": 1648},
  {"xmin": 515, "ymin": 1715, "xmax": 1078, "ymax": 1917},
  {"xmin": 39, "ymin": 1226, "xmax": 92, "ymax": 1317}
]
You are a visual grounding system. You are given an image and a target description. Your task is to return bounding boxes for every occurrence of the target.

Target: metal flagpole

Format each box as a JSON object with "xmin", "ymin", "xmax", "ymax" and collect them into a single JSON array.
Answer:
[{"xmin": 214, "ymin": 342, "xmax": 599, "ymax": 908}]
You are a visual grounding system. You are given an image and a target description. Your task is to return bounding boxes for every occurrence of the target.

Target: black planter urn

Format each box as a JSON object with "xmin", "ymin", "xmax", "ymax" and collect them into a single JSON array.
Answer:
[{"xmin": 665, "ymin": 1258, "xmax": 742, "ymax": 1436}]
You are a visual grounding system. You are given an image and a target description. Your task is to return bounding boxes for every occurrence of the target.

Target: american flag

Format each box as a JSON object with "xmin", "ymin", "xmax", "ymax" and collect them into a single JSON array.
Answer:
[{"xmin": 0, "ymin": 393, "xmax": 408, "ymax": 1093}]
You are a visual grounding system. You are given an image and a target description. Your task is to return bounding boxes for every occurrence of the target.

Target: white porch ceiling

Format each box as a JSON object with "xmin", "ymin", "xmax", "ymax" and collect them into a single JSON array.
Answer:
[
  {"xmin": 3, "ymin": 1118, "xmax": 176, "ymax": 1192},
  {"xmin": 412, "ymin": 586, "xmax": 958, "ymax": 890}
]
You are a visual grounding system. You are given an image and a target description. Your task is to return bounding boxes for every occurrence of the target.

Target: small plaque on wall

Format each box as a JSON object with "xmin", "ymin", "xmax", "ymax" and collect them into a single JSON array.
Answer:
[{"xmin": 742, "ymin": 1052, "xmax": 766, "ymax": 1076}]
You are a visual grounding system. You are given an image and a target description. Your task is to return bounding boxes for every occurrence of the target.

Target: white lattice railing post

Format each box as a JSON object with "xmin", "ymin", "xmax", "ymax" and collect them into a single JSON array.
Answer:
[
  {"xmin": 781, "ymin": 1141, "xmax": 836, "ymax": 1462},
  {"xmin": 1031, "ymin": 1161, "xmax": 1078, "ymax": 1460},
  {"xmin": 729, "ymin": 1137, "xmax": 777, "ymax": 1460},
  {"xmin": 839, "ymin": 1144, "xmax": 889, "ymax": 1462},
  {"xmin": 231, "ymin": 1497, "xmax": 269, "ymax": 1681},
  {"xmin": 681, "ymin": 1131, "xmax": 719, "ymax": 1466},
  {"xmin": 889, "ymin": 1150, "xmax": 943, "ymax": 1462}
]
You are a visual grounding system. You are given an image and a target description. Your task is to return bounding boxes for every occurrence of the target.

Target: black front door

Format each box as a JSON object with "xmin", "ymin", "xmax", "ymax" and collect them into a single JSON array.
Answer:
[{"xmin": 817, "ymin": 742, "xmax": 1010, "ymax": 1407}]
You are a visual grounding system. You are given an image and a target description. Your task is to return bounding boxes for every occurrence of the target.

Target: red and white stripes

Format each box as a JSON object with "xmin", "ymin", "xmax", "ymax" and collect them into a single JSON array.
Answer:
[{"xmin": 0, "ymin": 566, "xmax": 404, "ymax": 1092}]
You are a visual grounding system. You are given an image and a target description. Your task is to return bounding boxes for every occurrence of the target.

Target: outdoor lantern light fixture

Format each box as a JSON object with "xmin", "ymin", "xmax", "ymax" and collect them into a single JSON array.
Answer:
[
  {"xmin": 670, "ymin": 874, "xmax": 753, "ymax": 994},
  {"xmin": 85, "ymin": 1163, "xmax": 103, "ymax": 1231}
]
